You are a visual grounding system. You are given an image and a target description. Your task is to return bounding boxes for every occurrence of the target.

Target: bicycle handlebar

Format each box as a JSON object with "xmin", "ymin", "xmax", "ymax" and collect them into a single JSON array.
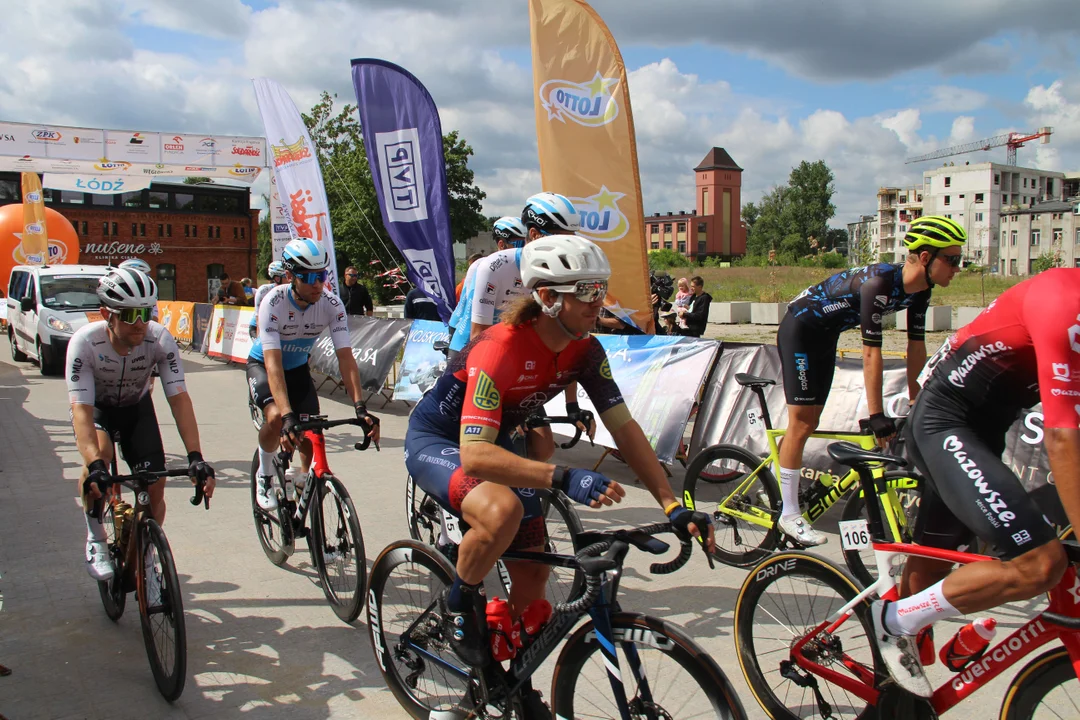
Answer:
[
  {"xmin": 523, "ymin": 414, "xmax": 591, "ymax": 449},
  {"xmin": 293, "ymin": 415, "xmax": 378, "ymax": 451},
  {"xmin": 88, "ymin": 468, "xmax": 206, "ymax": 519}
]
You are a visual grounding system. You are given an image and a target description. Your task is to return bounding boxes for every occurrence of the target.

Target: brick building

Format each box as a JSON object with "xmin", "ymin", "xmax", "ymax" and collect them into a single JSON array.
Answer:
[
  {"xmin": 644, "ymin": 148, "xmax": 747, "ymax": 260},
  {"xmin": 0, "ymin": 173, "xmax": 259, "ymax": 302}
]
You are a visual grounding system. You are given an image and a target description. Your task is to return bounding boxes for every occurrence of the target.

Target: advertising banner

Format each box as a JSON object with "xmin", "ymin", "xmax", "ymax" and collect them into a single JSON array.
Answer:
[
  {"xmin": 393, "ymin": 319, "xmax": 451, "ymax": 402},
  {"xmin": 0, "ymin": 121, "xmax": 267, "ymax": 169},
  {"xmin": 253, "ymin": 77, "xmax": 340, "ymax": 292},
  {"xmin": 0, "ymin": 204, "xmax": 79, "ymax": 291},
  {"xmin": 190, "ymin": 303, "xmax": 214, "ymax": 352},
  {"xmin": 544, "ymin": 335, "xmax": 720, "ymax": 464},
  {"xmin": 529, "ymin": 0, "xmax": 652, "ymax": 332},
  {"xmin": 206, "ymin": 305, "xmax": 255, "ymax": 363},
  {"xmin": 43, "ymin": 173, "xmax": 153, "ymax": 194},
  {"xmin": 156, "ymin": 301, "xmax": 196, "ymax": 344},
  {"xmin": 19, "ymin": 173, "xmax": 48, "ymax": 263},
  {"xmin": 308, "ymin": 315, "xmax": 411, "ymax": 392},
  {"xmin": 351, "ymin": 59, "xmax": 457, "ymax": 322},
  {"xmin": 268, "ymin": 168, "xmax": 292, "ymax": 262}
]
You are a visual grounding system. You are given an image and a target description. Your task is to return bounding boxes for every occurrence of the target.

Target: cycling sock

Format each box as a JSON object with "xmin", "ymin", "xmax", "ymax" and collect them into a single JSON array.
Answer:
[
  {"xmin": 779, "ymin": 466, "xmax": 801, "ymax": 518},
  {"xmin": 258, "ymin": 446, "xmax": 276, "ymax": 478},
  {"xmin": 884, "ymin": 580, "xmax": 960, "ymax": 636},
  {"xmin": 85, "ymin": 513, "xmax": 107, "ymax": 542},
  {"xmin": 447, "ymin": 577, "xmax": 483, "ymax": 613}
]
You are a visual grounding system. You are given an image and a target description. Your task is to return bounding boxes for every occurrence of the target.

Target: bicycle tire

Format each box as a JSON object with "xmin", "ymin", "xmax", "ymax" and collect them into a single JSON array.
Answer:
[
  {"xmin": 999, "ymin": 646, "xmax": 1080, "ymax": 720},
  {"xmin": 551, "ymin": 611, "xmax": 748, "ymax": 720},
  {"xmin": 310, "ymin": 474, "xmax": 367, "ymax": 623},
  {"xmin": 137, "ymin": 519, "xmax": 187, "ymax": 702},
  {"xmin": 249, "ymin": 450, "xmax": 289, "ymax": 566},
  {"xmin": 97, "ymin": 501, "xmax": 126, "ymax": 621},
  {"xmin": 406, "ymin": 475, "xmax": 440, "ymax": 545},
  {"xmin": 367, "ymin": 539, "xmax": 467, "ymax": 719},
  {"xmin": 735, "ymin": 551, "xmax": 880, "ymax": 720},
  {"xmin": 683, "ymin": 443, "xmax": 782, "ymax": 567},
  {"xmin": 841, "ymin": 472, "xmax": 922, "ymax": 587}
]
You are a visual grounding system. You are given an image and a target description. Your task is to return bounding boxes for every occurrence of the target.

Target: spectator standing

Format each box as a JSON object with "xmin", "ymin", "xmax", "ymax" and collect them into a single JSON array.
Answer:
[
  {"xmin": 215, "ymin": 272, "xmax": 246, "ymax": 305},
  {"xmin": 676, "ymin": 276, "xmax": 712, "ymax": 337},
  {"xmin": 673, "ymin": 277, "xmax": 692, "ymax": 330},
  {"xmin": 339, "ymin": 266, "xmax": 374, "ymax": 317},
  {"xmin": 404, "ymin": 286, "xmax": 442, "ymax": 321}
]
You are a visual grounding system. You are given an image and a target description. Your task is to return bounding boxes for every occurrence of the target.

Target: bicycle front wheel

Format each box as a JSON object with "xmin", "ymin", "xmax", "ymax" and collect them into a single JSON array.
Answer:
[
  {"xmin": 551, "ymin": 612, "xmax": 747, "ymax": 719},
  {"xmin": 137, "ymin": 519, "xmax": 187, "ymax": 702},
  {"xmin": 683, "ymin": 443, "xmax": 781, "ymax": 567},
  {"xmin": 311, "ymin": 474, "xmax": 367, "ymax": 623},
  {"xmin": 842, "ymin": 472, "xmax": 922, "ymax": 587},
  {"xmin": 735, "ymin": 552, "xmax": 879, "ymax": 720},
  {"xmin": 999, "ymin": 646, "xmax": 1080, "ymax": 720}
]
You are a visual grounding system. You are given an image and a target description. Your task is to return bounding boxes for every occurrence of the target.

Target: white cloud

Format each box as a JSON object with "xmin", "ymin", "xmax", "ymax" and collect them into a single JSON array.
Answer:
[
  {"xmin": 121, "ymin": 0, "xmax": 254, "ymax": 39},
  {"xmin": 924, "ymin": 86, "xmax": 989, "ymax": 114}
]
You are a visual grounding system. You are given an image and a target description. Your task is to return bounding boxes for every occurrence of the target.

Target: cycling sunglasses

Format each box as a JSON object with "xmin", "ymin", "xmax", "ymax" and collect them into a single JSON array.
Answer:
[
  {"xmin": 546, "ymin": 279, "xmax": 608, "ymax": 303},
  {"xmin": 110, "ymin": 307, "xmax": 153, "ymax": 324},
  {"xmin": 937, "ymin": 252, "xmax": 963, "ymax": 268},
  {"xmin": 294, "ymin": 269, "xmax": 328, "ymax": 285}
]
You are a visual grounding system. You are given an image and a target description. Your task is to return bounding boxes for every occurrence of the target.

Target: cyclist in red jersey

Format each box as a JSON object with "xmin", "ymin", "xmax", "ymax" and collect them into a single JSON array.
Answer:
[
  {"xmin": 405, "ymin": 235, "xmax": 714, "ymax": 676},
  {"xmin": 866, "ymin": 268, "xmax": 1080, "ymax": 697}
]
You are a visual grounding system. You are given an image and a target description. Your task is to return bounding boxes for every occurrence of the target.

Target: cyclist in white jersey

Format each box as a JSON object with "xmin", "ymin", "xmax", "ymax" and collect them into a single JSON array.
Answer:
[
  {"xmin": 246, "ymin": 238, "xmax": 381, "ymax": 510},
  {"xmin": 249, "ymin": 260, "xmax": 289, "ymax": 338},
  {"xmin": 67, "ymin": 268, "xmax": 216, "ymax": 581}
]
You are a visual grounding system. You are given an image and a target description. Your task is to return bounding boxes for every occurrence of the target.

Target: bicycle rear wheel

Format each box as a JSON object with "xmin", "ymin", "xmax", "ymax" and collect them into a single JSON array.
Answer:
[
  {"xmin": 368, "ymin": 540, "xmax": 469, "ymax": 719},
  {"xmin": 406, "ymin": 474, "xmax": 441, "ymax": 545},
  {"xmin": 97, "ymin": 500, "xmax": 126, "ymax": 621},
  {"xmin": 250, "ymin": 450, "xmax": 290, "ymax": 566},
  {"xmin": 137, "ymin": 519, "xmax": 187, "ymax": 702},
  {"xmin": 683, "ymin": 443, "xmax": 781, "ymax": 567},
  {"xmin": 1000, "ymin": 646, "xmax": 1080, "ymax": 720},
  {"xmin": 842, "ymin": 472, "xmax": 922, "ymax": 587},
  {"xmin": 735, "ymin": 552, "xmax": 879, "ymax": 720},
  {"xmin": 551, "ymin": 612, "xmax": 747, "ymax": 719},
  {"xmin": 310, "ymin": 474, "xmax": 367, "ymax": 623}
]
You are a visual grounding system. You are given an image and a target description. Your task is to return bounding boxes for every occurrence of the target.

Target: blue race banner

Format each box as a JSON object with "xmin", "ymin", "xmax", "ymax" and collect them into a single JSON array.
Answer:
[
  {"xmin": 545, "ymin": 335, "xmax": 721, "ymax": 464},
  {"xmin": 393, "ymin": 319, "xmax": 451, "ymax": 402},
  {"xmin": 351, "ymin": 59, "xmax": 456, "ymax": 322}
]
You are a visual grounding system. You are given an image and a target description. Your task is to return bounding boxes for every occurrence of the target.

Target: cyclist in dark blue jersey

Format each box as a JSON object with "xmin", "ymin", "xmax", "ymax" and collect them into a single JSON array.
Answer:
[{"xmin": 774, "ymin": 215, "xmax": 965, "ymax": 546}]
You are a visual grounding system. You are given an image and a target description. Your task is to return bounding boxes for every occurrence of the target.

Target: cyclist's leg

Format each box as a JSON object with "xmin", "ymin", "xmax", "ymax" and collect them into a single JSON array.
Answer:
[
  {"xmin": 75, "ymin": 408, "xmax": 119, "ymax": 579},
  {"xmin": 287, "ymin": 366, "xmax": 320, "ymax": 471},
  {"xmin": 115, "ymin": 394, "xmax": 168, "ymax": 524},
  {"xmin": 249, "ymin": 361, "xmax": 282, "ymax": 477},
  {"xmin": 73, "ymin": 406, "xmax": 117, "ymax": 512},
  {"xmin": 502, "ymin": 506, "xmax": 550, "ymax": 618}
]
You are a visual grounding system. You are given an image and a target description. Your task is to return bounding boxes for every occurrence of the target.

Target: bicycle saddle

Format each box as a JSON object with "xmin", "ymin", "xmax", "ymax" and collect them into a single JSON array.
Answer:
[
  {"xmin": 826, "ymin": 441, "xmax": 907, "ymax": 469},
  {"xmin": 735, "ymin": 373, "xmax": 775, "ymax": 388}
]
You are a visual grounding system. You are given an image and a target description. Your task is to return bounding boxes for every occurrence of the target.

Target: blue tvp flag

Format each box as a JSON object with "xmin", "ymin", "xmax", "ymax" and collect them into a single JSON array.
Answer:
[{"xmin": 351, "ymin": 58, "xmax": 457, "ymax": 322}]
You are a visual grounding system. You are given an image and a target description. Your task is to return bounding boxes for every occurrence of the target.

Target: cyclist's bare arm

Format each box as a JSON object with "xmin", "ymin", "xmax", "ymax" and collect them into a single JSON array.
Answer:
[
  {"xmin": 71, "ymin": 403, "xmax": 104, "ymax": 468},
  {"xmin": 906, "ymin": 339, "xmax": 926, "ymax": 401},
  {"xmin": 1046, "ymin": 428, "xmax": 1080, "ymax": 533},
  {"xmin": 460, "ymin": 442, "xmax": 560, "ymax": 490},
  {"xmin": 263, "ymin": 348, "xmax": 292, "ymax": 416},
  {"xmin": 469, "ymin": 321, "xmax": 492, "ymax": 341},
  {"xmin": 861, "ymin": 344, "xmax": 886, "ymax": 416}
]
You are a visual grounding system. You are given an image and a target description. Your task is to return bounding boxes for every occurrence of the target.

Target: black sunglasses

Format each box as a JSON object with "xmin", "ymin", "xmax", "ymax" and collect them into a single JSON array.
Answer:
[{"xmin": 938, "ymin": 253, "xmax": 963, "ymax": 268}]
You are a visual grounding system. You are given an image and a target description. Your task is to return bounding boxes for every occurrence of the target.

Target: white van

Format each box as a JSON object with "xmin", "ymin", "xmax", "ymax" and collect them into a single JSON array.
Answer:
[{"xmin": 7, "ymin": 264, "xmax": 109, "ymax": 375}]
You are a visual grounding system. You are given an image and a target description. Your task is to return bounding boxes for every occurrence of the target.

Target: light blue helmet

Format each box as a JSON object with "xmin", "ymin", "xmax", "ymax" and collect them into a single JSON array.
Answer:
[
  {"xmin": 521, "ymin": 192, "xmax": 579, "ymax": 234},
  {"xmin": 281, "ymin": 238, "xmax": 329, "ymax": 272},
  {"xmin": 493, "ymin": 217, "xmax": 528, "ymax": 248},
  {"xmin": 267, "ymin": 260, "xmax": 287, "ymax": 279}
]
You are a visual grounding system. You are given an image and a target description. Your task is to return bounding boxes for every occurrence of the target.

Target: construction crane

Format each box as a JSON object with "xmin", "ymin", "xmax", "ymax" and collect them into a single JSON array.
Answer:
[{"xmin": 905, "ymin": 127, "xmax": 1053, "ymax": 166}]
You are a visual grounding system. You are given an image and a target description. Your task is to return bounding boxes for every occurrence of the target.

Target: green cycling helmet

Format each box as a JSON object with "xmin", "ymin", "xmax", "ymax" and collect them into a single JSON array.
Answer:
[{"xmin": 903, "ymin": 215, "xmax": 967, "ymax": 251}]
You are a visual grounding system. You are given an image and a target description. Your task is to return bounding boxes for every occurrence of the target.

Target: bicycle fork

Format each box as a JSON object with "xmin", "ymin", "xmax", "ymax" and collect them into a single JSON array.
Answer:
[{"xmin": 587, "ymin": 599, "xmax": 663, "ymax": 720}]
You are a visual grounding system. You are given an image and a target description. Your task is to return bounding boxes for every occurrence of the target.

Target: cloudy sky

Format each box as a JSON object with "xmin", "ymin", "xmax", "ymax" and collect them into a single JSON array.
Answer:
[{"xmin": 2, "ymin": 0, "xmax": 1079, "ymax": 226}]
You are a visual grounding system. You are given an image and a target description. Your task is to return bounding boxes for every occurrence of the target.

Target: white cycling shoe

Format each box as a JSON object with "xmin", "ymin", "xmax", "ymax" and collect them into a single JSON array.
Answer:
[
  {"xmin": 870, "ymin": 600, "xmax": 933, "ymax": 698},
  {"xmin": 85, "ymin": 541, "xmax": 114, "ymax": 581},
  {"xmin": 777, "ymin": 514, "xmax": 828, "ymax": 547},
  {"xmin": 256, "ymin": 476, "xmax": 279, "ymax": 511}
]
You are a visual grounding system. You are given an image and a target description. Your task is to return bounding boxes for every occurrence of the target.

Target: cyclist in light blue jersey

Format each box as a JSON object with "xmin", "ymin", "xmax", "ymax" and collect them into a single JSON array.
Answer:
[{"xmin": 249, "ymin": 260, "xmax": 289, "ymax": 339}]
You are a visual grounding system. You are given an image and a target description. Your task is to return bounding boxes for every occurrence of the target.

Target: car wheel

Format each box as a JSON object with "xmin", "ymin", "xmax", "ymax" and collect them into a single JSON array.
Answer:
[
  {"xmin": 9, "ymin": 328, "xmax": 28, "ymax": 362},
  {"xmin": 37, "ymin": 339, "xmax": 59, "ymax": 376}
]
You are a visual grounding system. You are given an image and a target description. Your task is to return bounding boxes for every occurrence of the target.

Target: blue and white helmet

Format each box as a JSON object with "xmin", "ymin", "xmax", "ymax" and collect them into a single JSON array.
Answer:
[
  {"xmin": 118, "ymin": 258, "xmax": 151, "ymax": 275},
  {"xmin": 281, "ymin": 238, "xmax": 330, "ymax": 273},
  {"xmin": 493, "ymin": 217, "xmax": 528, "ymax": 241},
  {"xmin": 97, "ymin": 268, "xmax": 158, "ymax": 309},
  {"xmin": 521, "ymin": 192, "xmax": 579, "ymax": 234},
  {"xmin": 267, "ymin": 260, "xmax": 287, "ymax": 279}
]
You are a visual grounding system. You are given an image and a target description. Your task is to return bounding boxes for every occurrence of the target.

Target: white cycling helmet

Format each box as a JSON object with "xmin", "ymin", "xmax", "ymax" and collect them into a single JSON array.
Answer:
[
  {"xmin": 98, "ymin": 268, "xmax": 158, "ymax": 309},
  {"xmin": 521, "ymin": 234, "xmax": 611, "ymax": 289},
  {"xmin": 493, "ymin": 217, "xmax": 528, "ymax": 241},
  {"xmin": 267, "ymin": 260, "xmax": 288, "ymax": 279},
  {"xmin": 522, "ymin": 192, "xmax": 580, "ymax": 234},
  {"xmin": 118, "ymin": 258, "xmax": 151, "ymax": 275},
  {"xmin": 281, "ymin": 238, "xmax": 330, "ymax": 272}
]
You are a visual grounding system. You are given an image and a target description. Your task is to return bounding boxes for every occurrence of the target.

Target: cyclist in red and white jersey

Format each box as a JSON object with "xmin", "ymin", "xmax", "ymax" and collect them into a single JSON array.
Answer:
[{"xmin": 868, "ymin": 268, "xmax": 1080, "ymax": 697}]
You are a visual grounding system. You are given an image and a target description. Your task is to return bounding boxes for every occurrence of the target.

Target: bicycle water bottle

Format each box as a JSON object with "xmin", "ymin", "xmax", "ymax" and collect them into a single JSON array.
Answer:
[
  {"xmin": 511, "ymin": 598, "xmax": 553, "ymax": 649},
  {"xmin": 486, "ymin": 598, "xmax": 516, "ymax": 661},
  {"xmin": 939, "ymin": 617, "xmax": 996, "ymax": 671}
]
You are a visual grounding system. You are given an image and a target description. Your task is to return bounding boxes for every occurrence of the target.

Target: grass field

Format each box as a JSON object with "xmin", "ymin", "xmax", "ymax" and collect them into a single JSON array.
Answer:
[{"xmin": 662, "ymin": 266, "xmax": 1025, "ymax": 307}]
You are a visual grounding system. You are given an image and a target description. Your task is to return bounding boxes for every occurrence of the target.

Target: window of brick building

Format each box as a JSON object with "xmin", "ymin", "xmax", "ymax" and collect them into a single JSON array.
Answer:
[
  {"xmin": 240, "ymin": 227, "xmax": 245, "ymax": 239},
  {"xmin": 157, "ymin": 264, "xmax": 176, "ymax": 301},
  {"xmin": 677, "ymin": 222, "xmax": 686, "ymax": 233},
  {"xmin": 149, "ymin": 191, "xmax": 168, "ymax": 209},
  {"xmin": 92, "ymin": 193, "xmax": 114, "ymax": 206},
  {"xmin": 698, "ymin": 240, "xmax": 707, "ymax": 254},
  {"xmin": 663, "ymin": 223, "xmax": 672, "ymax": 232},
  {"xmin": 233, "ymin": 226, "xmax": 239, "ymax": 239},
  {"xmin": 131, "ymin": 223, "xmax": 138, "ymax": 237},
  {"xmin": 184, "ymin": 224, "xmax": 190, "ymax": 238},
  {"xmin": 678, "ymin": 241, "xmax": 686, "ymax": 253},
  {"xmin": 175, "ymin": 193, "xmax": 194, "ymax": 211},
  {"xmin": 650, "ymin": 241, "xmax": 659, "ymax": 250}
]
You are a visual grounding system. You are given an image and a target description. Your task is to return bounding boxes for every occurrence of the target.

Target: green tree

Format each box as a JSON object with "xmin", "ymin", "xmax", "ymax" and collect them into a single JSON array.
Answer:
[
  {"xmin": 1032, "ymin": 249, "xmax": 1063, "ymax": 274},
  {"xmin": 256, "ymin": 194, "xmax": 272, "ymax": 279},
  {"xmin": 743, "ymin": 160, "xmax": 836, "ymax": 264},
  {"xmin": 182, "ymin": 176, "xmax": 212, "ymax": 185},
  {"xmin": 787, "ymin": 160, "xmax": 836, "ymax": 254}
]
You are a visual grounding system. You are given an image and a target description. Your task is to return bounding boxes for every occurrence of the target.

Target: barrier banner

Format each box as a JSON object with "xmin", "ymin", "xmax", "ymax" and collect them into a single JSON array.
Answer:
[
  {"xmin": 157, "ymin": 301, "xmax": 195, "ymax": 344},
  {"xmin": 529, "ymin": 0, "xmax": 653, "ymax": 332},
  {"xmin": 308, "ymin": 315, "xmax": 411, "ymax": 392},
  {"xmin": 190, "ymin": 303, "xmax": 214, "ymax": 352},
  {"xmin": 393, "ymin": 319, "xmax": 450, "ymax": 402},
  {"xmin": 544, "ymin": 335, "xmax": 720, "ymax": 464},
  {"xmin": 206, "ymin": 305, "xmax": 255, "ymax": 363},
  {"xmin": 19, "ymin": 173, "xmax": 48, "ymax": 262},
  {"xmin": 351, "ymin": 59, "xmax": 457, "ymax": 322},
  {"xmin": 253, "ymin": 77, "xmax": 340, "ymax": 292}
]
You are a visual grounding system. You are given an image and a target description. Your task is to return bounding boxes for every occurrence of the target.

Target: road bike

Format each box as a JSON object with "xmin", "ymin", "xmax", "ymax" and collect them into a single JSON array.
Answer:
[
  {"xmin": 368, "ymin": 515, "xmax": 748, "ymax": 719},
  {"xmin": 249, "ymin": 415, "xmax": 373, "ymax": 622},
  {"xmin": 683, "ymin": 372, "xmax": 921, "ymax": 583},
  {"xmin": 735, "ymin": 440, "xmax": 1080, "ymax": 720},
  {"xmin": 406, "ymin": 415, "xmax": 590, "ymax": 606},
  {"xmin": 94, "ymin": 459, "xmax": 210, "ymax": 701}
]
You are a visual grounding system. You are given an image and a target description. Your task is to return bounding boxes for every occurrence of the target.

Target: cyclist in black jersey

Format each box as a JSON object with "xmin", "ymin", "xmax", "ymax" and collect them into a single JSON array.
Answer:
[{"xmin": 774, "ymin": 215, "xmax": 965, "ymax": 546}]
